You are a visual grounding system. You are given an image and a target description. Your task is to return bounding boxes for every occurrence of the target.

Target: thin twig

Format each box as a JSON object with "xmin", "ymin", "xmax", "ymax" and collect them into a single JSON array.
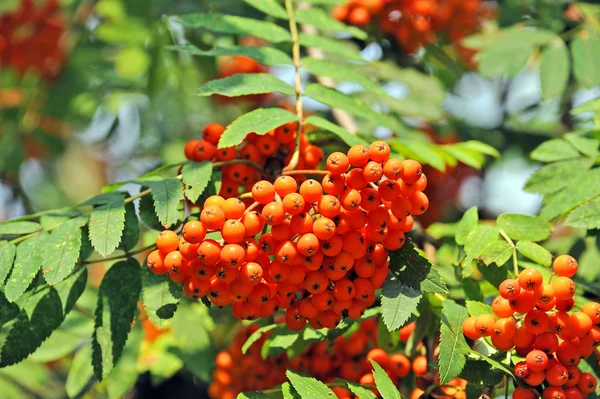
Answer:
[
  {"xmin": 283, "ymin": 0, "xmax": 304, "ymax": 172},
  {"xmin": 499, "ymin": 229, "xmax": 518, "ymax": 276},
  {"xmin": 84, "ymin": 243, "xmax": 156, "ymax": 264},
  {"xmin": 282, "ymin": 169, "xmax": 329, "ymax": 176}
]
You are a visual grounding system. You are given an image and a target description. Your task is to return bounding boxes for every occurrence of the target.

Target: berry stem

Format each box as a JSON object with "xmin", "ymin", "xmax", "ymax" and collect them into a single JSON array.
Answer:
[
  {"xmin": 9, "ymin": 222, "xmax": 62, "ymax": 244},
  {"xmin": 499, "ymin": 228, "xmax": 519, "ymax": 276},
  {"xmin": 283, "ymin": 0, "xmax": 303, "ymax": 172},
  {"xmin": 244, "ymin": 201, "xmax": 260, "ymax": 214},
  {"xmin": 282, "ymin": 169, "xmax": 330, "ymax": 176}
]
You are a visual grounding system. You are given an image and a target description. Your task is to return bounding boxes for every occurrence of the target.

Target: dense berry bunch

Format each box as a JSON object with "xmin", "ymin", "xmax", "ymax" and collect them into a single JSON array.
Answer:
[
  {"xmin": 148, "ymin": 140, "xmax": 428, "ymax": 329},
  {"xmin": 462, "ymin": 255, "xmax": 599, "ymax": 399},
  {"xmin": 184, "ymin": 122, "xmax": 324, "ymax": 199},
  {"xmin": 208, "ymin": 319, "xmax": 456, "ymax": 399},
  {"xmin": 0, "ymin": 0, "xmax": 68, "ymax": 80},
  {"xmin": 334, "ymin": 0, "xmax": 492, "ymax": 57}
]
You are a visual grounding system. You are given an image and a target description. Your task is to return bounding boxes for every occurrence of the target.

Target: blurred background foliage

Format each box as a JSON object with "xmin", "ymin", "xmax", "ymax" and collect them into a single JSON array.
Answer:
[{"xmin": 1, "ymin": 0, "xmax": 600, "ymax": 397}]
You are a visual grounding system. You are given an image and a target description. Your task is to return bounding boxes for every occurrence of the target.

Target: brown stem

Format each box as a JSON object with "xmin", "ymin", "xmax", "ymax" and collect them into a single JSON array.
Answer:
[{"xmin": 282, "ymin": 169, "xmax": 329, "ymax": 176}]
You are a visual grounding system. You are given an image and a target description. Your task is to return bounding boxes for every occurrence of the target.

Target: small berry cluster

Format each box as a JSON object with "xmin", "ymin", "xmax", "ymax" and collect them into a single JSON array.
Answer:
[
  {"xmin": 0, "ymin": 0, "xmax": 68, "ymax": 81},
  {"xmin": 208, "ymin": 319, "xmax": 446, "ymax": 399},
  {"xmin": 334, "ymin": 0, "xmax": 493, "ymax": 58},
  {"xmin": 183, "ymin": 122, "xmax": 323, "ymax": 199},
  {"xmin": 147, "ymin": 141, "xmax": 428, "ymax": 329},
  {"xmin": 462, "ymin": 255, "xmax": 599, "ymax": 399}
]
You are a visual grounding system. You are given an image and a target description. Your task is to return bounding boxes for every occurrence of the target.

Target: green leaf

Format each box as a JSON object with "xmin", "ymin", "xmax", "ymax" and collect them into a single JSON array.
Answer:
[
  {"xmin": 105, "ymin": 325, "xmax": 143, "ymax": 399},
  {"xmin": 540, "ymin": 168, "xmax": 600, "ymax": 221},
  {"xmin": 243, "ymin": 0, "xmax": 287, "ymax": 19},
  {"xmin": 564, "ymin": 196, "xmax": 600, "ymax": 230},
  {"xmin": 439, "ymin": 300, "xmax": 470, "ymax": 384},
  {"xmin": 54, "ymin": 266, "xmax": 88, "ymax": 315},
  {"xmin": 178, "ymin": 13, "xmax": 291, "ymax": 43},
  {"xmin": 347, "ymin": 380, "xmax": 377, "ymax": 399},
  {"xmin": 381, "ymin": 277, "xmax": 422, "ymax": 331},
  {"xmin": 426, "ymin": 222, "xmax": 457, "ymax": 239},
  {"xmin": 476, "ymin": 40, "xmax": 533, "ymax": 77},
  {"xmin": 497, "ymin": 213, "xmax": 553, "ymax": 242},
  {"xmin": 524, "ymin": 159, "xmax": 594, "ymax": 195},
  {"xmin": 540, "ymin": 38, "xmax": 569, "ymax": 100},
  {"xmin": 218, "ymin": 108, "xmax": 300, "ymax": 149},
  {"xmin": 301, "ymin": 57, "xmax": 385, "ymax": 94},
  {"xmin": 465, "ymin": 300, "xmax": 494, "ymax": 317},
  {"xmin": 237, "ymin": 392, "xmax": 270, "ymax": 399},
  {"xmin": 530, "ymin": 139, "xmax": 581, "ymax": 162},
  {"xmin": 4, "ymin": 232, "xmax": 48, "ymax": 302},
  {"xmin": 459, "ymin": 140, "xmax": 501, "ymax": 158},
  {"xmin": 516, "ymin": 240, "xmax": 552, "ymax": 267},
  {"xmin": 167, "ymin": 44, "xmax": 292, "ymax": 66},
  {"xmin": 42, "ymin": 217, "xmax": 87, "ymax": 285},
  {"xmin": 571, "ymin": 98, "xmax": 600, "ymax": 115},
  {"xmin": 479, "ymin": 240, "xmax": 512, "ymax": 267},
  {"xmin": 443, "ymin": 144, "xmax": 486, "ymax": 169},
  {"xmin": 477, "ymin": 262, "xmax": 509, "ymax": 287},
  {"xmin": 265, "ymin": 325, "xmax": 300, "ymax": 357},
  {"xmin": 571, "ymin": 28, "xmax": 600, "ymax": 88},
  {"xmin": 118, "ymin": 202, "xmax": 140, "ymax": 252},
  {"xmin": 169, "ymin": 303, "xmax": 214, "ymax": 381},
  {"xmin": 242, "ymin": 324, "xmax": 277, "ymax": 354},
  {"xmin": 0, "ymin": 221, "xmax": 41, "ymax": 235},
  {"xmin": 460, "ymin": 360, "xmax": 505, "ymax": 387},
  {"xmin": 88, "ymin": 195, "xmax": 126, "ymax": 257},
  {"xmin": 66, "ymin": 342, "xmax": 94, "ymax": 398},
  {"xmin": 455, "ymin": 207, "xmax": 478, "ymax": 246},
  {"xmin": 295, "ymin": 8, "xmax": 367, "ymax": 40},
  {"xmin": 304, "ymin": 83, "xmax": 401, "ymax": 132},
  {"xmin": 286, "ymin": 369, "xmax": 335, "ymax": 398},
  {"xmin": 463, "ymin": 225, "xmax": 499, "ymax": 267},
  {"xmin": 0, "ymin": 284, "xmax": 64, "ymax": 367},
  {"xmin": 141, "ymin": 264, "xmax": 181, "ymax": 329},
  {"xmin": 30, "ymin": 329, "xmax": 83, "ymax": 362},
  {"xmin": 198, "ymin": 73, "xmax": 295, "ymax": 97},
  {"xmin": 0, "ymin": 241, "xmax": 16, "ymax": 287},
  {"xmin": 282, "ymin": 381, "xmax": 302, "ymax": 399},
  {"xmin": 144, "ymin": 178, "xmax": 184, "ymax": 227},
  {"xmin": 389, "ymin": 241, "xmax": 448, "ymax": 294},
  {"xmin": 298, "ymin": 33, "xmax": 364, "ymax": 61},
  {"xmin": 304, "ymin": 115, "xmax": 368, "ymax": 147},
  {"xmin": 370, "ymin": 359, "xmax": 401, "ymax": 399},
  {"xmin": 138, "ymin": 194, "xmax": 162, "ymax": 230},
  {"xmin": 182, "ymin": 162, "xmax": 214, "ymax": 203},
  {"xmin": 564, "ymin": 133, "xmax": 600, "ymax": 158},
  {"xmin": 92, "ymin": 259, "xmax": 141, "ymax": 380}
]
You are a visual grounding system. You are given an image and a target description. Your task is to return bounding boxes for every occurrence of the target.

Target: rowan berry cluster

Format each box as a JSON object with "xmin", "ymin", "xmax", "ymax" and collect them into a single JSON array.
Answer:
[
  {"xmin": 208, "ymin": 319, "xmax": 452, "ymax": 399},
  {"xmin": 148, "ymin": 140, "xmax": 428, "ymax": 329},
  {"xmin": 184, "ymin": 122, "xmax": 323, "ymax": 199},
  {"xmin": 334, "ymin": 0, "xmax": 492, "ymax": 56},
  {"xmin": 0, "ymin": 0, "xmax": 68, "ymax": 80},
  {"xmin": 462, "ymin": 255, "xmax": 600, "ymax": 399}
]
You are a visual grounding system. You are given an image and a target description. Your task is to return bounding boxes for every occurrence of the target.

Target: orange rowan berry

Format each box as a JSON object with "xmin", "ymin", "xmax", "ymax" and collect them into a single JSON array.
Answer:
[
  {"xmin": 555, "ymin": 298, "xmax": 575, "ymax": 312},
  {"xmin": 276, "ymin": 240, "xmax": 300, "ymax": 264},
  {"xmin": 462, "ymin": 316, "xmax": 481, "ymax": 340},
  {"xmin": 553, "ymin": 254, "xmax": 578, "ymax": 277},
  {"xmin": 474, "ymin": 314, "xmax": 496, "ymax": 337},
  {"xmin": 202, "ymin": 122, "xmax": 225, "ymax": 145},
  {"xmin": 215, "ymin": 146, "xmax": 236, "ymax": 162},
  {"xmin": 348, "ymin": 6, "xmax": 371, "ymax": 25},
  {"xmin": 205, "ymin": 195, "xmax": 226, "ymax": 209},
  {"xmin": 577, "ymin": 373, "xmax": 597, "ymax": 394},
  {"xmin": 194, "ymin": 140, "xmax": 216, "ymax": 161},
  {"xmin": 313, "ymin": 217, "xmax": 337, "ymax": 240},
  {"xmin": 252, "ymin": 181, "xmax": 275, "ymax": 204},
  {"xmin": 287, "ymin": 264, "xmax": 307, "ymax": 285},
  {"xmin": 201, "ymin": 205, "xmax": 226, "ymax": 230},
  {"xmin": 412, "ymin": 355, "xmax": 427, "ymax": 376},
  {"xmin": 340, "ymin": 188, "xmax": 362, "ymax": 211},
  {"xmin": 492, "ymin": 296, "xmax": 514, "ymax": 318},
  {"xmin": 362, "ymin": 161, "xmax": 383, "ymax": 182},
  {"xmin": 378, "ymin": 179, "xmax": 401, "ymax": 201},
  {"xmin": 546, "ymin": 363, "xmax": 569, "ymax": 386},
  {"xmin": 556, "ymin": 340, "xmax": 580, "ymax": 366},
  {"xmin": 499, "ymin": 279, "xmax": 521, "ymax": 299},
  {"xmin": 282, "ymin": 193, "xmax": 305, "ymax": 215},
  {"xmin": 368, "ymin": 141, "xmax": 391, "ymax": 163},
  {"xmin": 491, "ymin": 334, "xmax": 515, "ymax": 351},
  {"xmin": 565, "ymin": 367, "xmax": 581, "ymax": 387},
  {"xmin": 400, "ymin": 160, "xmax": 422, "ymax": 184},
  {"xmin": 147, "ymin": 250, "xmax": 167, "ymax": 274},
  {"xmin": 262, "ymin": 202, "xmax": 285, "ymax": 226},
  {"xmin": 519, "ymin": 268, "xmax": 544, "ymax": 291},
  {"xmin": 215, "ymin": 264, "xmax": 239, "ymax": 283},
  {"xmin": 552, "ymin": 277, "xmax": 576, "ymax": 300},
  {"xmin": 237, "ymin": 262, "xmax": 263, "ymax": 285},
  {"xmin": 389, "ymin": 353, "xmax": 411, "ymax": 378},
  {"xmin": 524, "ymin": 309, "xmax": 550, "ymax": 335},
  {"xmin": 183, "ymin": 276, "xmax": 211, "ymax": 298},
  {"xmin": 347, "ymin": 144, "xmax": 369, "ymax": 167},
  {"xmin": 222, "ymin": 198, "xmax": 246, "ymax": 220},
  {"xmin": 304, "ymin": 145, "xmax": 325, "ymax": 167},
  {"xmin": 299, "ymin": 179, "xmax": 323, "ymax": 203},
  {"xmin": 184, "ymin": 140, "xmax": 201, "ymax": 161},
  {"xmin": 549, "ymin": 312, "xmax": 572, "ymax": 335},
  {"xmin": 290, "ymin": 212, "xmax": 313, "ymax": 235},
  {"xmin": 322, "ymin": 173, "xmax": 346, "ymax": 196},
  {"xmin": 383, "ymin": 158, "xmax": 404, "ymax": 180},
  {"xmin": 494, "ymin": 318, "xmax": 516, "ymax": 339},
  {"xmin": 570, "ymin": 312, "xmax": 593, "ymax": 337},
  {"xmin": 409, "ymin": 191, "xmax": 429, "ymax": 215},
  {"xmin": 543, "ymin": 387, "xmax": 566, "ymax": 399},
  {"xmin": 326, "ymin": 152, "xmax": 350, "ymax": 174},
  {"xmin": 534, "ymin": 331, "xmax": 559, "ymax": 354},
  {"xmin": 526, "ymin": 350, "xmax": 549, "ymax": 372},
  {"xmin": 241, "ymin": 211, "xmax": 265, "ymax": 236},
  {"xmin": 415, "ymin": 173, "xmax": 427, "ymax": 191},
  {"xmin": 525, "ymin": 370, "xmax": 546, "ymax": 387},
  {"xmin": 318, "ymin": 195, "xmax": 341, "ymax": 218},
  {"xmin": 198, "ymin": 240, "xmax": 222, "ymax": 265},
  {"xmin": 353, "ymin": 278, "xmax": 374, "ymax": 303},
  {"xmin": 220, "ymin": 244, "xmax": 246, "ymax": 268},
  {"xmin": 273, "ymin": 175, "xmax": 297, "ymax": 198},
  {"xmin": 510, "ymin": 289, "xmax": 536, "ymax": 314},
  {"xmin": 164, "ymin": 251, "xmax": 184, "ymax": 274},
  {"xmin": 256, "ymin": 134, "xmax": 278, "ymax": 156},
  {"xmin": 581, "ymin": 301, "xmax": 600, "ymax": 324},
  {"xmin": 564, "ymin": 387, "xmax": 583, "ymax": 399},
  {"xmin": 222, "ymin": 219, "xmax": 246, "ymax": 244},
  {"xmin": 296, "ymin": 233, "xmax": 320, "ymax": 257},
  {"xmin": 513, "ymin": 388, "xmax": 537, "ymax": 399},
  {"xmin": 156, "ymin": 230, "xmax": 179, "ymax": 254}
]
